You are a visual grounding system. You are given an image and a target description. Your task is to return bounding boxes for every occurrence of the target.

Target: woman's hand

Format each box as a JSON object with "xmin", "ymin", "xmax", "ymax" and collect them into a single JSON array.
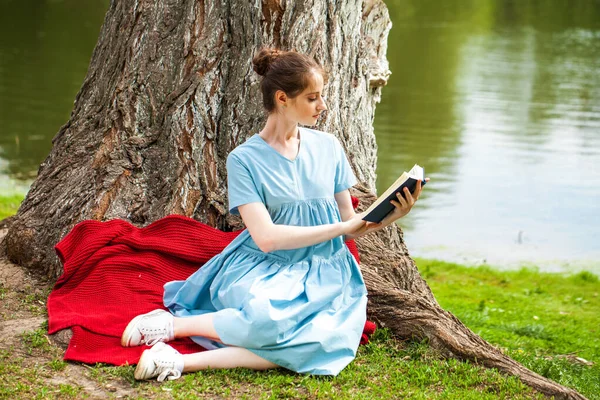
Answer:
[
  {"xmin": 343, "ymin": 213, "xmax": 382, "ymax": 240},
  {"xmin": 387, "ymin": 178, "xmax": 429, "ymax": 222},
  {"xmin": 341, "ymin": 213, "xmax": 368, "ymax": 237},
  {"xmin": 336, "ymin": 178, "xmax": 429, "ymax": 241}
]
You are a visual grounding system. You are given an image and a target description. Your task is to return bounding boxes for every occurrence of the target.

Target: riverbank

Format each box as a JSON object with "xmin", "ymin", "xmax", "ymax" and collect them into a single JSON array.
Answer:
[{"xmin": 0, "ymin": 198, "xmax": 598, "ymax": 398}]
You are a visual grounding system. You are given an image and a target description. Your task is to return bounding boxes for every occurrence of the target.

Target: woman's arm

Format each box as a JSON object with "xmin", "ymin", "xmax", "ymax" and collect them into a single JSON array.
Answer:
[
  {"xmin": 237, "ymin": 202, "xmax": 367, "ymax": 253},
  {"xmin": 334, "ymin": 189, "xmax": 381, "ymax": 240},
  {"xmin": 335, "ymin": 179, "xmax": 428, "ymax": 240},
  {"xmin": 334, "ymin": 189, "xmax": 356, "ymax": 222}
]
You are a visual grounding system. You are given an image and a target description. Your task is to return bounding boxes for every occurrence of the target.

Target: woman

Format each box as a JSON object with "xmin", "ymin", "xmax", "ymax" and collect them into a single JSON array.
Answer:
[{"xmin": 121, "ymin": 47, "xmax": 424, "ymax": 381}]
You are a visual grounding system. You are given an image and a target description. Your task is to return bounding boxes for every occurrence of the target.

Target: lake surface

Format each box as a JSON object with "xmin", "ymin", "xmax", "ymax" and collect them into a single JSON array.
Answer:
[
  {"xmin": 378, "ymin": 1, "xmax": 600, "ymax": 272},
  {"xmin": 1, "ymin": 0, "xmax": 599, "ymax": 272}
]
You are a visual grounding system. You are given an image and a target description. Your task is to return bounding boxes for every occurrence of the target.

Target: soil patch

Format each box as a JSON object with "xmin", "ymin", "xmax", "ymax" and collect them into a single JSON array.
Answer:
[{"xmin": 0, "ymin": 229, "xmax": 137, "ymax": 399}]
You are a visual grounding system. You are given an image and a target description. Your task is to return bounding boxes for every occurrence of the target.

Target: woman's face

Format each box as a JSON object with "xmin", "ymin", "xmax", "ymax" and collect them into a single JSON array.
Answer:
[{"xmin": 287, "ymin": 71, "xmax": 328, "ymax": 126}]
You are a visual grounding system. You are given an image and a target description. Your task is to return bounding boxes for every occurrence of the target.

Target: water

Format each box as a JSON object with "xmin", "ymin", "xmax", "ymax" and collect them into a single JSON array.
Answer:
[
  {"xmin": 378, "ymin": 1, "xmax": 600, "ymax": 272},
  {"xmin": 0, "ymin": 0, "xmax": 108, "ymax": 192},
  {"xmin": 1, "ymin": 0, "xmax": 599, "ymax": 272}
]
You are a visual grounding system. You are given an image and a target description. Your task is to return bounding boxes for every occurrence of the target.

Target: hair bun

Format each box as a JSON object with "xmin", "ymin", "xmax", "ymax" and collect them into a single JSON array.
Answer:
[{"xmin": 252, "ymin": 47, "xmax": 283, "ymax": 76}]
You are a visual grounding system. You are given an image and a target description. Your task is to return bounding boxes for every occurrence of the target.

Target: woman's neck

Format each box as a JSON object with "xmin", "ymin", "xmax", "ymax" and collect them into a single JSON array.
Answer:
[{"xmin": 259, "ymin": 115, "xmax": 299, "ymax": 143}]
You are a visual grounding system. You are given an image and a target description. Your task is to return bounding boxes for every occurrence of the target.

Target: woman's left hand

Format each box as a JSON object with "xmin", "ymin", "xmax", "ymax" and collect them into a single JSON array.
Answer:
[
  {"xmin": 388, "ymin": 178, "xmax": 429, "ymax": 222},
  {"xmin": 344, "ymin": 212, "xmax": 382, "ymax": 240}
]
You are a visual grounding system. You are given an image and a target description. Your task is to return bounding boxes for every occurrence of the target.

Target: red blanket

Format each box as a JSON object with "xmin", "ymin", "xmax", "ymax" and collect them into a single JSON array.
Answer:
[{"xmin": 48, "ymin": 214, "xmax": 375, "ymax": 366}]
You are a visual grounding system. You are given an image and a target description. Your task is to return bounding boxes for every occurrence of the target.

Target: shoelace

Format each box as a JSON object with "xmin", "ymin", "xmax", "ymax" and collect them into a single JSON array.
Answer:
[
  {"xmin": 143, "ymin": 332, "xmax": 171, "ymax": 347},
  {"xmin": 157, "ymin": 368, "xmax": 182, "ymax": 382},
  {"xmin": 140, "ymin": 319, "xmax": 174, "ymax": 346}
]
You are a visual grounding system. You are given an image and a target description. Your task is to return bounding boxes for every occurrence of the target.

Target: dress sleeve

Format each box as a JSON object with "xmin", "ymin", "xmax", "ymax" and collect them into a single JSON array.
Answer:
[
  {"xmin": 226, "ymin": 153, "xmax": 263, "ymax": 215},
  {"xmin": 333, "ymin": 136, "xmax": 357, "ymax": 193}
]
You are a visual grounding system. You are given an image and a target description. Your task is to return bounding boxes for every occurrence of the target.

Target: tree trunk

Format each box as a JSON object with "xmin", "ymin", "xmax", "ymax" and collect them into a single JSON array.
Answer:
[{"xmin": 2, "ymin": 0, "xmax": 585, "ymax": 398}]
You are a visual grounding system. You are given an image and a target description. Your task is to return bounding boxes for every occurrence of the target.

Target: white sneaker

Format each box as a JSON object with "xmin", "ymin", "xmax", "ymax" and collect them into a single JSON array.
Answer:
[
  {"xmin": 121, "ymin": 309, "xmax": 175, "ymax": 347},
  {"xmin": 135, "ymin": 342, "xmax": 184, "ymax": 381}
]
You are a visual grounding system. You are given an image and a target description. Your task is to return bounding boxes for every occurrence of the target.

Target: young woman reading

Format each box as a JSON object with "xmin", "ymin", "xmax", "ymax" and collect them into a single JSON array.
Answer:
[{"xmin": 121, "ymin": 47, "xmax": 425, "ymax": 381}]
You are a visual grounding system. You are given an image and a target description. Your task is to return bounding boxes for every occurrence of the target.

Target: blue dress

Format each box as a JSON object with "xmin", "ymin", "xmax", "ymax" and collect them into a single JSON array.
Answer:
[{"xmin": 163, "ymin": 127, "xmax": 368, "ymax": 375}]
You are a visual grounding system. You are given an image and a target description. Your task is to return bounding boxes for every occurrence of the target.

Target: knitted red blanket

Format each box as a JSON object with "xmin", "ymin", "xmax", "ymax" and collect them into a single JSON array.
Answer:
[{"xmin": 48, "ymin": 214, "xmax": 376, "ymax": 366}]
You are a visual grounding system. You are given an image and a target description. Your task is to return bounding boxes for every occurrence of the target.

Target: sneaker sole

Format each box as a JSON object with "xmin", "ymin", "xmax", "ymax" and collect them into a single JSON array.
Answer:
[
  {"xmin": 121, "ymin": 309, "xmax": 167, "ymax": 347},
  {"xmin": 134, "ymin": 349, "xmax": 154, "ymax": 380}
]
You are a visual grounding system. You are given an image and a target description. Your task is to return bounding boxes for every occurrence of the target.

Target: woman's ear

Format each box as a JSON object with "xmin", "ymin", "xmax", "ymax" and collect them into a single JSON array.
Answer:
[{"xmin": 275, "ymin": 90, "xmax": 288, "ymax": 109}]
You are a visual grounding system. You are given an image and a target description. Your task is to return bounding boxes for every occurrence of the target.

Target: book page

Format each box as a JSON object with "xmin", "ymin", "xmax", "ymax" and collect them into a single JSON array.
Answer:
[{"xmin": 408, "ymin": 164, "xmax": 424, "ymax": 180}]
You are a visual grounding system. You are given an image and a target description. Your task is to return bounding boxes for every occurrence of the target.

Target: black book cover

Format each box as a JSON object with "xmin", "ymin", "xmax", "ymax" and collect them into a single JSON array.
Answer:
[{"xmin": 362, "ymin": 168, "xmax": 425, "ymax": 223}]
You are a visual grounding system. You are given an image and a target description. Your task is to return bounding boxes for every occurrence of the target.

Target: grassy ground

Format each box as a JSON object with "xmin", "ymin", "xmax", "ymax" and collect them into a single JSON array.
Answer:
[
  {"xmin": 418, "ymin": 259, "xmax": 600, "ymax": 399},
  {"xmin": 0, "ymin": 195, "xmax": 598, "ymax": 398},
  {"xmin": 0, "ymin": 193, "xmax": 23, "ymax": 220}
]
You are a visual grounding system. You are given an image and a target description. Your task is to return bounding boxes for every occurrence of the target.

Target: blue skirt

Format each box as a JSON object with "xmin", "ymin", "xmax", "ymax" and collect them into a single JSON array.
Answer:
[{"xmin": 163, "ymin": 230, "xmax": 368, "ymax": 375}]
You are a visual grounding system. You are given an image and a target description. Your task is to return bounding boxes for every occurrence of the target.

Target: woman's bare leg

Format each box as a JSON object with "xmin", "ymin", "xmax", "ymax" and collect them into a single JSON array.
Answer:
[
  {"xmin": 173, "ymin": 313, "xmax": 221, "ymax": 342},
  {"xmin": 182, "ymin": 347, "xmax": 278, "ymax": 372},
  {"xmin": 171, "ymin": 313, "xmax": 277, "ymax": 371}
]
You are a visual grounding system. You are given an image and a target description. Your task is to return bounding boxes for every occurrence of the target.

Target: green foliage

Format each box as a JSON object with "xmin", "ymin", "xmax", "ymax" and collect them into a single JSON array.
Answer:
[
  {"xmin": 0, "ymin": 194, "xmax": 24, "ymax": 220},
  {"xmin": 572, "ymin": 270, "xmax": 599, "ymax": 283}
]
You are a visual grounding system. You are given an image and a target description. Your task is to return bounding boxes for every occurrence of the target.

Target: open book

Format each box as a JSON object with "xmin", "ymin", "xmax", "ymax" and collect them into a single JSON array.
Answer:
[{"xmin": 362, "ymin": 164, "xmax": 425, "ymax": 223}]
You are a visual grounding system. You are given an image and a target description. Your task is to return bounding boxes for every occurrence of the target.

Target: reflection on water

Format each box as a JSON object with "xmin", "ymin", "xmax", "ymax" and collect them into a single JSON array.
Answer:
[
  {"xmin": 0, "ymin": 0, "xmax": 599, "ymax": 271},
  {"xmin": 379, "ymin": 0, "xmax": 600, "ymax": 271},
  {"xmin": 0, "ymin": 0, "xmax": 108, "ymax": 192}
]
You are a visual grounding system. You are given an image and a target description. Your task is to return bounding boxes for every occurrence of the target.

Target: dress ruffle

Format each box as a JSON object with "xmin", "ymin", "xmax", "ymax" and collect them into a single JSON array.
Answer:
[{"xmin": 164, "ymin": 199, "xmax": 367, "ymax": 375}]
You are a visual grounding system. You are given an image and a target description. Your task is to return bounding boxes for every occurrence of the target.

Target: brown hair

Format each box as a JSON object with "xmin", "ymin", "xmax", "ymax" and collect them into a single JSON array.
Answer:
[{"xmin": 252, "ymin": 47, "xmax": 328, "ymax": 113}]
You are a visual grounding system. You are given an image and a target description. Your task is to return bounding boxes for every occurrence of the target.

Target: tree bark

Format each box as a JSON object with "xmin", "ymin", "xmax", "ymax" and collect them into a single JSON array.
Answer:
[{"xmin": 2, "ymin": 0, "xmax": 586, "ymax": 398}]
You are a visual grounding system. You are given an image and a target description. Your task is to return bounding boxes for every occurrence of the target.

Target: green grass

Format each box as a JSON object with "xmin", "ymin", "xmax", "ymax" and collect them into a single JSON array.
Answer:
[
  {"xmin": 0, "ymin": 268, "xmax": 596, "ymax": 400},
  {"xmin": 56, "ymin": 261, "xmax": 598, "ymax": 399},
  {"xmin": 417, "ymin": 258, "xmax": 600, "ymax": 399},
  {"xmin": 0, "ymin": 328, "xmax": 543, "ymax": 399},
  {"xmin": 0, "ymin": 338, "xmax": 79, "ymax": 399},
  {"xmin": 21, "ymin": 327, "xmax": 53, "ymax": 355},
  {"xmin": 90, "ymin": 332, "xmax": 542, "ymax": 399},
  {"xmin": 0, "ymin": 195, "xmax": 598, "ymax": 398},
  {"xmin": 0, "ymin": 193, "xmax": 24, "ymax": 220}
]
